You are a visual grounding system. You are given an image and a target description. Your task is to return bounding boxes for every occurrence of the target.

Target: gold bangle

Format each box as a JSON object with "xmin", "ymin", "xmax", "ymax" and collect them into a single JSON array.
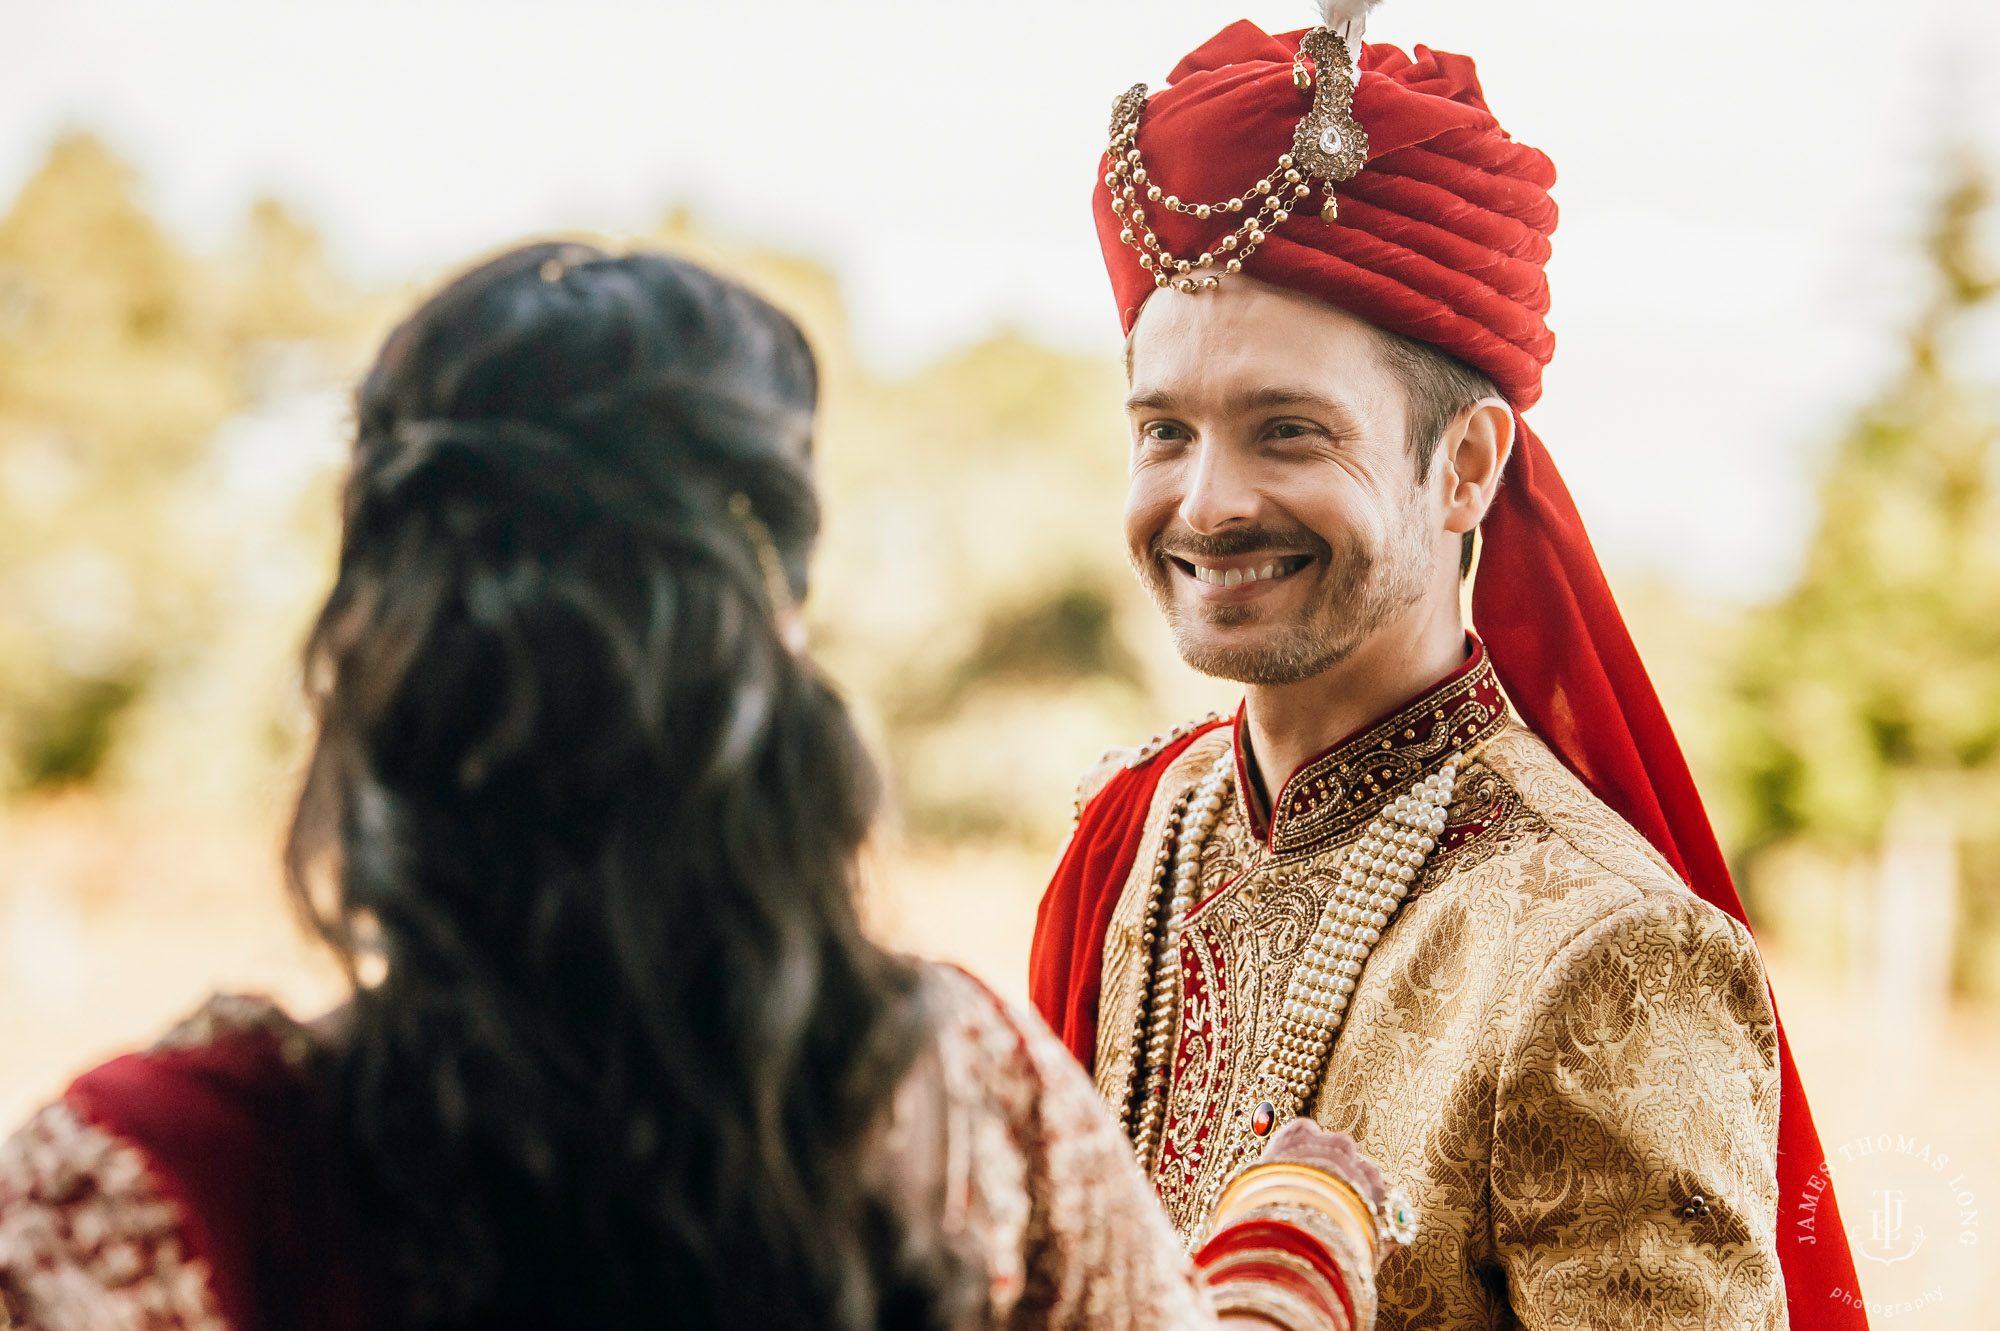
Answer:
[{"xmin": 1212, "ymin": 1162, "xmax": 1379, "ymax": 1265}]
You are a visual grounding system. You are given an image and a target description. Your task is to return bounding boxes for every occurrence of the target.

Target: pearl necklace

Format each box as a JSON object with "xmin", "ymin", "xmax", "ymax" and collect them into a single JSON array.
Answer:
[
  {"xmin": 1245, "ymin": 755, "xmax": 1460, "ymax": 1135},
  {"xmin": 1128, "ymin": 747, "xmax": 1466, "ymax": 1187}
]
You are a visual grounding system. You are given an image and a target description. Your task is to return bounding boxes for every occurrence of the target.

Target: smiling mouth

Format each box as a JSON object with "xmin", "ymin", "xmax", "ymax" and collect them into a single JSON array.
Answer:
[{"xmin": 1169, "ymin": 554, "xmax": 1314, "ymax": 588}]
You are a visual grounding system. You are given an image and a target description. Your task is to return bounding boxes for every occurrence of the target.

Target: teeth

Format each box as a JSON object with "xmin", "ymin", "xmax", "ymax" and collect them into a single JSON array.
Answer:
[{"xmin": 1193, "ymin": 559, "xmax": 1290, "ymax": 587}]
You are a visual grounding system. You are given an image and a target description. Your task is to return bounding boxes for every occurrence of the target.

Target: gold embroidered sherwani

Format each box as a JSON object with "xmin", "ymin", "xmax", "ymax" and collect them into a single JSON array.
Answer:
[{"xmin": 1088, "ymin": 652, "xmax": 1788, "ymax": 1329}]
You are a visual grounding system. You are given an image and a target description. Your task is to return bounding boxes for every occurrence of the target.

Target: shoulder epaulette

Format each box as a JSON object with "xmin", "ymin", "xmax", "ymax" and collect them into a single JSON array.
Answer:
[
  {"xmin": 1071, "ymin": 712, "xmax": 1227, "ymax": 823},
  {"xmin": 1123, "ymin": 710, "xmax": 1227, "ymax": 770}
]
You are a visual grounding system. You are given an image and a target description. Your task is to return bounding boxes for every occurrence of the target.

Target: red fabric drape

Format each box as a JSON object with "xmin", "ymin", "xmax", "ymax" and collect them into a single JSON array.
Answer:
[
  {"xmin": 1044, "ymin": 18, "xmax": 1868, "ymax": 1322},
  {"xmin": 1030, "ymin": 725, "xmax": 1224, "ymax": 1071},
  {"xmin": 67, "ymin": 1029, "xmax": 389, "ymax": 1331},
  {"xmin": 1480, "ymin": 418, "xmax": 1850, "ymax": 1324}
]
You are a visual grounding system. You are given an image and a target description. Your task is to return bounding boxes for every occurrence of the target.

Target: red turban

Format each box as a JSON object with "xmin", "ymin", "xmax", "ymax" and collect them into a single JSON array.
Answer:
[{"xmin": 1093, "ymin": 21, "xmax": 1866, "ymax": 1324}]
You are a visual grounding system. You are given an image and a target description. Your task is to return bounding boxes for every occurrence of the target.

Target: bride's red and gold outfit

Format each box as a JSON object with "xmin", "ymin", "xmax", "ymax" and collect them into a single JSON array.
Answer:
[{"xmin": 1, "ymin": 967, "xmax": 1390, "ymax": 1331}]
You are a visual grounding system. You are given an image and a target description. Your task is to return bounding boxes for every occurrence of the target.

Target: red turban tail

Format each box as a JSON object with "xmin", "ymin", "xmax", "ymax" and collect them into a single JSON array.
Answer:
[{"xmin": 1086, "ymin": 22, "xmax": 1865, "ymax": 1323}]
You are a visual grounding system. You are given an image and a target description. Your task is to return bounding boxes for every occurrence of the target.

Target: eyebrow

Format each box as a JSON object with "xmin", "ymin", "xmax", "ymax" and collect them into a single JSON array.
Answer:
[{"xmin": 1123, "ymin": 385, "xmax": 1365, "ymax": 430}]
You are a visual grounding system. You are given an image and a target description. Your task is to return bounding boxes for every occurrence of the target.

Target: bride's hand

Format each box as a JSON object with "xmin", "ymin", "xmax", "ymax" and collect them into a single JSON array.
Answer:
[{"xmin": 1256, "ymin": 1117, "xmax": 1388, "ymax": 1217}]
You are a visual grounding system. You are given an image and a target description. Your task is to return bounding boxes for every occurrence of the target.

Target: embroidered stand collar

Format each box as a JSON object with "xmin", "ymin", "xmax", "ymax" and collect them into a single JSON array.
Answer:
[{"xmin": 1233, "ymin": 638, "xmax": 1509, "ymax": 858}]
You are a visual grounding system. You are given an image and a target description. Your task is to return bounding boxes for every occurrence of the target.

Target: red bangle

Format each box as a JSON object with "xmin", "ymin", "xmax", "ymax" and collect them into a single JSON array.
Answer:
[{"xmin": 1196, "ymin": 1216, "xmax": 1357, "ymax": 1331}]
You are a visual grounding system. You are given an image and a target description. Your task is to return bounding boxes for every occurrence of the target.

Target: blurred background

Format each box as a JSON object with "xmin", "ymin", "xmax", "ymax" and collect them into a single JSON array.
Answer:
[{"xmin": 5, "ymin": 0, "xmax": 2000, "ymax": 1319}]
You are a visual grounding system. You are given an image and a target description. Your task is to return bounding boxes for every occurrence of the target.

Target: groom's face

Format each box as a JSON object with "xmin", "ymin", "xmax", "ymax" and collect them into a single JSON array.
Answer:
[{"xmin": 1122, "ymin": 278, "xmax": 1442, "ymax": 686}]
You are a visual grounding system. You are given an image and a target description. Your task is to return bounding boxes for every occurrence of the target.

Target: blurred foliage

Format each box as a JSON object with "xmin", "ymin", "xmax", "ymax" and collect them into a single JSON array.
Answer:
[
  {"xmin": 0, "ymin": 144, "xmax": 1230, "ymax": 846},
  {"xmin": 0, "ymin": 133, "xmax": 383, "ymax": 799},
  {"xmin": 11, "ymin": 130, "xmax": 2000, "ymax": 988},
  {"xmin": 1721, "ymin": 156, "xmax": 2000, "ymax": 995},
  {"xmin": 642, "ymin": 211, "xmax": 1230, "ymax": 841},
  {"xmin": 891, "ymin": 584, "xmax": 1144, "ymax": 729}
]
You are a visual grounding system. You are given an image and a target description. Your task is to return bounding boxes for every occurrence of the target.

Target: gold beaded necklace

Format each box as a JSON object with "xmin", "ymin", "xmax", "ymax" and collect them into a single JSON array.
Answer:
[
  {"xmin": 1103, "ymin": 25, "xmax": 1371, "ymax": 296},
  {"xmin": 1127, "ymin": 760, "xmax": 1232, "ymax": 1170}
]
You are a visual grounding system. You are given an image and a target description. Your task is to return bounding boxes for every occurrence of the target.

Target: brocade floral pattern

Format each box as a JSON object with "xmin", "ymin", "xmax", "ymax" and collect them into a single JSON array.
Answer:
[{"xmin": 0, "ymin": 1101, "xmax": 227, "ymax": 1331}]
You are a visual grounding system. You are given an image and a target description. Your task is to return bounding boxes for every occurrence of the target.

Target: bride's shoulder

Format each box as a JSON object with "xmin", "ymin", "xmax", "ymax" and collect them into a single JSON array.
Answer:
[
  {"xmin": 897, "ymin": 964, "xmax": 1209, "ymax": 1327},
  {"xmin": 917, "ymin": 963, "xmax": 1053, "ymax": 1082},
  {"xmin": 909, "ymin": 962, "xmax": 1116, "ymax": 1150},
  {"xmin": 0, "ymin": 994, "xmax": 328, "ymax": 1331},
  {"xmin": 145, "ymin": 993, "xmax": 320, "ymax": 1060}
]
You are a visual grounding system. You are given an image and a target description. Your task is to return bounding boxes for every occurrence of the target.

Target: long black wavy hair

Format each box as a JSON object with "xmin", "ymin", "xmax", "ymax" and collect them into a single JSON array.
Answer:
[{"xmin": 286, "ymin": 242, "xmax": 951, "ymax": 1329}]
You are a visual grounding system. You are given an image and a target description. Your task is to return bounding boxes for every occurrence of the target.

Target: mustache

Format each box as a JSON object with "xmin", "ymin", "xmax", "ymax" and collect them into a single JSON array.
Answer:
[{"xmin": 1150, "ymin": 523, "xmax": 1329, "ymax": 563}]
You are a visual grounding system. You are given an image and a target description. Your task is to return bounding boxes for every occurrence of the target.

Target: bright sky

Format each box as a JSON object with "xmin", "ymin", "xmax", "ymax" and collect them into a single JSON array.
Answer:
[{"xmin": 7, "ymin": 0, "xmax": 2000, "ymax": 597}]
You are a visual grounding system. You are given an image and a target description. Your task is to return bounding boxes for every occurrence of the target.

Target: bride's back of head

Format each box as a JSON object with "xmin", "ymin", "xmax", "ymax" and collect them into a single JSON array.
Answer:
[{"xmin": 287, "ymin": 242, "xmax": 950, "ymax": 1329}]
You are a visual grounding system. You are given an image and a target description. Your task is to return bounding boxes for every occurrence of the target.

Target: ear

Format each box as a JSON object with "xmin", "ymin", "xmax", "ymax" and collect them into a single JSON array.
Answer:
[{"xmin": 1438, "ymin": 398, "xmax": 1514, "ymax": 536}]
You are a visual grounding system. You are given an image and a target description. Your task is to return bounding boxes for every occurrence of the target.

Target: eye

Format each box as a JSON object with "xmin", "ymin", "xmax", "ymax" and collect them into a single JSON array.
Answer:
[
  {"xmin": 1142, "ymin": 421, "xmax": 1190, "ymax": 443},
  {"xmin": 1270, "ymin": 421, "xmax": 1319, "ymax": 440}
]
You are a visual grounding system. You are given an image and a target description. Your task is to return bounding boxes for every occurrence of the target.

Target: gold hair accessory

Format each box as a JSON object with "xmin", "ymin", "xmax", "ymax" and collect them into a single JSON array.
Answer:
[
  {"xmin": 727, "ymin": 492, "xmax": 800, "ymax": 629},
  {"xmin": 537, "ymin": 244, "xmax": 598, "ymax": 283},
  {"xmin": 1103, "ymin": 19, "xmax": 1369, "ymax": 294}
]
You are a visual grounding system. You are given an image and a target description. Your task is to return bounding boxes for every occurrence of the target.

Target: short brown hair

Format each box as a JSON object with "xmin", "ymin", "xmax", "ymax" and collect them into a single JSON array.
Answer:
[
  {"xmin": 1370, "ymin": 328, "xmax": 1500, "ymax": 578},
  {"xmin": 1370, "ymin": 327, "xmax": 1501, "ymax": 478}
]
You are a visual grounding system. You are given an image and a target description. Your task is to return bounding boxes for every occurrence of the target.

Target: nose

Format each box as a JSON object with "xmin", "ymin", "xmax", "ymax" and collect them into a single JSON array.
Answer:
[{"xmin": 1178, "ymin": 440, "xmax": 1261, "ymax": 535}]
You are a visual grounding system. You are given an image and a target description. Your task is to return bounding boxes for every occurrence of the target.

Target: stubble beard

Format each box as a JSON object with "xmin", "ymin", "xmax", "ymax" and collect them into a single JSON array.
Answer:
[{"xmin": 1139, "ymin": 502, "xmax": 1434, "ymax": 687}]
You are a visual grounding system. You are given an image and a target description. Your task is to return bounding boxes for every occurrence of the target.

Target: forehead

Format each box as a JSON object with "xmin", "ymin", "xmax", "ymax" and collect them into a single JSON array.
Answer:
[{"xmin": 1126, "ymin": 277, "xmax": 1397, "ymax": 407}]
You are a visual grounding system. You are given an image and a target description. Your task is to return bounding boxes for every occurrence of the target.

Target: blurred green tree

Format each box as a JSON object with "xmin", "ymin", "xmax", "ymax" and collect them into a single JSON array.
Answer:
[
  {"xmin": 0, "ymin": 133, "xmax": 223, "ymax": 789},
  {"xmin": 1722, "ymin": 155, "xmax": 2000, "ymax": 995},
  {"xmin": 0, "ymin": 134, "xmax": 373, "ymax": 793},
  {"xmin": 0, "ymin": 149, "xmax": 1223, "ymax": 845}
]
